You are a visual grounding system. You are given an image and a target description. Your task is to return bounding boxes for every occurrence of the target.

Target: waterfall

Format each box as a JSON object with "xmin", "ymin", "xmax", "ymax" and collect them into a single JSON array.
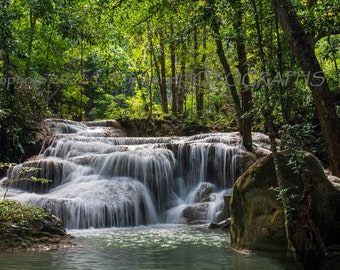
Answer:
[{"xmin": 1, "ymin": 119, "xmax": 270, "ymax": 229}]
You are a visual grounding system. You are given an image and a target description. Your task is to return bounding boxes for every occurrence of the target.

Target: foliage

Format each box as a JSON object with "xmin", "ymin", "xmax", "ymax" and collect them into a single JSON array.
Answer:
[
  {"xmin": 270, "ymin": 186, "xmax": 297, "ymax": 223},
  {"xmin": 279, "ymin": 123, "xmax": 321, "ymax": 173},
  {"xmin": 0, "ymin": 163, "xmax": 50, "ymax": 199},
  {"xmin": 0, "ymin": 199, "xmax": 48, "ymax": 225},
  {"xmin": 0, "ymin": 0, "xmax": 338, "ymax": 163},
  {"xmin": 0, "ymin": 86, "xmax": 49, "ymax": 161}
]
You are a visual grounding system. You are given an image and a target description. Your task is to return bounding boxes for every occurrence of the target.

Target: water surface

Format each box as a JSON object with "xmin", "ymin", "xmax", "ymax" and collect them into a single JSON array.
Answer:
[{"xmin": 0, "ymin": 225, "xmax": 297, "ymax": 270}]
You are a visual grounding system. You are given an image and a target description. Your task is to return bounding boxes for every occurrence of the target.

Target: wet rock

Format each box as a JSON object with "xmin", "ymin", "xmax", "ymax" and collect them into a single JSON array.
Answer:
[
  {"xmin": 183, "ymin": 202, "xmax": 210, "ymax": 224},
  {"xmin": 0, "ymin": 212, "xmax": 73, "ymax": 251},
  {"xmin": 217, "ymin": 196, "xmax": 231, "ymax": 222},
  {"xmin": 103, "ymin": 127, "xmax": 126, "ymax": 137},
  {"xmin": 194, "ymin": 182, "xmax": 215, "ymax": 202},
  {"xmin": 230, "ymin": 152, "xmax": 340, "ymax": 268},
  {"xmin": 32, "ymin": 215, "xmax": 67, "ymax": 236},
  {"xmin": 209, "ymin": 217, "xmax": 231, "ymax": 230}
]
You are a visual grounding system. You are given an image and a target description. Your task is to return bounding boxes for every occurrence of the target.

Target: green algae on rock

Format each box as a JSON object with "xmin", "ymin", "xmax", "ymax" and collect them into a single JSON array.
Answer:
[
  {"xmin": 230, "ymin": 152, "xmax": 340, "ymax": 268},
  {"xmin": 0, "ymin": 199, "xmax": 74, "ymax": 250}
]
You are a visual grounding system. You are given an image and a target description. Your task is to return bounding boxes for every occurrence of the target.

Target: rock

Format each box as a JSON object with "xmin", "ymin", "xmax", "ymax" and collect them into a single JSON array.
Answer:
[
  {"xmin": 182, "ymin": 186, "xmax": 232, "ymax": 225},
  {"xmin": 230, "ymin": 152, "xmax": 340, "ymax": 267},
  {"xmin": 325, "ymin": 170, "xmax": 340, "ymax": 190},
  {"xmin": 103, "ymin": 127, "xmax": 126, "ymax": 137},
  {"xmin": 118, "ymin": 118, "xmax": 183, "ymax": 137},
  {"xmin": 230, "ymin": 154, "xmax": 286, "ymax": 252},
  {"xmin": 0, "ymin": 205, "xmax": 73, "ymax": 251},
  {"xmin": 194, "ymin": 182, "xmax": 215, "ymax": 202},
  {"xmin": 183, "ymin": 202, "xmax": 210, "ymax": 224},
  {"xmin": 217, "ymin": 196, "xmax": 231, "ymax": 222},
  {"xmin": 209, "ymin": 218, "xmax": 231, "ymax": 230},
  {"xmin": 32, "ymin": 215, "xmax": 67, "ymax": 236}
]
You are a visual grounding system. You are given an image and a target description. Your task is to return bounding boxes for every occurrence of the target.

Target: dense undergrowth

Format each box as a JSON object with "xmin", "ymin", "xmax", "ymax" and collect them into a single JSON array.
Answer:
[{"xmin": 0, "ymin": 199, "xmax": 48, "ymax": 227}]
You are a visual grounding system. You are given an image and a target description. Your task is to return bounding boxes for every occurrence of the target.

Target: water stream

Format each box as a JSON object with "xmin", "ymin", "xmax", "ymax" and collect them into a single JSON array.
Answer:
[
  {"xmin": 0, "ymin": 119, "xmax": 295, "ymax": 269},
  {"xmin": 2, "ymin": 119, "xmax": 271, "ymax": 228}
]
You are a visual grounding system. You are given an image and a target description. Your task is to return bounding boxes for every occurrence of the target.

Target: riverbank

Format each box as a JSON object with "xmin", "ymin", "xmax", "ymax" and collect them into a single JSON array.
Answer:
[{"xmin": 0, "ymin": 200, "xmax": 74, "ymax": 251}]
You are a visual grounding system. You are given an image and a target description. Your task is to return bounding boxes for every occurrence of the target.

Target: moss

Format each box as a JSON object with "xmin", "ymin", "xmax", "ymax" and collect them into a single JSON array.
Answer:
[
  {"xmin": 0, "ymin": 199, "xmax": 48, "ymax": 226},
  {"xmin": 230, "ymin": 155, "xmax": 286, "ymax": 251},
  {"xmin": 276, "ymin": 152, "xmax": 340, "ymax": 246},
  {"xmin": 230, "ymin": 152, "xmax": 340, "ymax": 254},
  {"xmin": 0, "ymin": 199, "xmax": 73, "ymax": 250}
]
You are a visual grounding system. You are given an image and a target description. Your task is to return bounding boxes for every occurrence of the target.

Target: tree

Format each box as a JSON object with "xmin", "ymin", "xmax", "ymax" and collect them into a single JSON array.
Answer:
[
  {"xmin": 1, "ymin": 0, "xmax": 14, "ymax": 97},
  {"xmin": 170, "ymin": 23, "xmax": 178, "ymax": 116},
  {"xmin": 230, "ymin": 0, "xmax": 253, "ymax": 150},
  {"xmin": 193, "ymin": 25, "xmax": 207, "ymax": 119},
  {"xmin": 271, "ymin": 0, "xmax": 340, "ymax": 177},
  {"xmin": 205, "ymin": 0, "xmax": 252, "ymax": 150},
  {"xmin": 158, "ymin": 29, "xmax": 168, "ymax": 114}
]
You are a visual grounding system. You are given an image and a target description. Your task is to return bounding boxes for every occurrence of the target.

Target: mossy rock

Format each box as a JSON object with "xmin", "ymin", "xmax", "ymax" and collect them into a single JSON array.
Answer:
[
  {"xmin": 230, "ymin": 154, "xmax": 286, "ymax": 252},
  {"xmin": 0, "ymin": 199, "xmax": 73, "ymax": 250},
  {"xmin": 230, "ymin": 152, "xmax": 340, "ymax": 254}
]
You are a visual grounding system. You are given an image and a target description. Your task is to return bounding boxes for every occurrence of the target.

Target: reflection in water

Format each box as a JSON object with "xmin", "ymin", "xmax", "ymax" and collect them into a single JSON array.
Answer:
[{"xmin": 0, "ymin": 225, "xmax": 297, "ymax": 270}]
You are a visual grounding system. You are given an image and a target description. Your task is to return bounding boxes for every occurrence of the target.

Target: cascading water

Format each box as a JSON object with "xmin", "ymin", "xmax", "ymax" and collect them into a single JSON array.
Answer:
[{"xmin": 1, "ymin": 119, "xmax": 271, "ymax": 229}]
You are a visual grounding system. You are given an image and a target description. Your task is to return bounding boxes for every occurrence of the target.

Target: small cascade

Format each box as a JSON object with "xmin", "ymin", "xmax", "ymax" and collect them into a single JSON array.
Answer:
[
  {"xmin": 0, "ymin": 119, "xmax": 271, "ymax": 229},
  {"xmin": 15, "ymin": 177, "xmax": 158, "ymax": 228}
]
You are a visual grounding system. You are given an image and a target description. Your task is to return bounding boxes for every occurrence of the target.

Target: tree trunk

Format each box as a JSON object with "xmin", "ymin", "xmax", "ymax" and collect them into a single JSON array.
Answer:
[
  {"xmin": 293, "ymin": 169, "xmax": 327, "ymax": 268},
  {"xmin": 206, "ymin": 0, "xmax": 242, "ymax": 131},
  {"xmin": 25, "ymin": 10, "xmax": 36, "ymax": 78},
  {"xmin": 148, "ymin": 46, "xmax": 154, "ymax": 119},
  {"xmin": 159, "ymin": 30, "xmax": 168, "ymax": 114},
  {"xmin": 193, "ymin": 27, "xmax": 205, "ymax": 118},
  {"xmin": 1, "ymin": 0, "xmax": 14, "ymax": 97},
  {"xmin": 177, "ymin": 45, "xmax": 186, "ymax": 114},
  {"xmin": 170, "ymin": 24, "xmax": 178, "ymax": 116},
  {"xmin": 274, "ymin": 4, "xmax": 293, "ymax": 124},
  {"xmin": 251, "ymin": 0, "xmax": 297, "ymax": 257},
  {"xmin": 199, "ymin": 26, "xmax": 207, "ymax": 117},
  {"xmin": 231, "ymin": 0, "xmax": 253, "ymax": 150},
  {"xmin": 272, "ymin": 0, "xmax": 340, "ymax": 177},
  {"xmin": 150, "ymin": 29, "xmax": 165, "ymax": 116}
]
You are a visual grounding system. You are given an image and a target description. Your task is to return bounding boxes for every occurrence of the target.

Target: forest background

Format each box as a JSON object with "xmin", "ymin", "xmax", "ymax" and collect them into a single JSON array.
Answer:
[{"xmin": 0, "ymin": 0, "xmax": 339, "ymax": 175}]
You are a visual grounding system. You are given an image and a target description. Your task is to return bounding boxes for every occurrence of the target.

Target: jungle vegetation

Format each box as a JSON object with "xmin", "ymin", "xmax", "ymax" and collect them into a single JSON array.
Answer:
[{"xmin": 0, "ymin": 0, "xmax": 339, "ymax": 175}]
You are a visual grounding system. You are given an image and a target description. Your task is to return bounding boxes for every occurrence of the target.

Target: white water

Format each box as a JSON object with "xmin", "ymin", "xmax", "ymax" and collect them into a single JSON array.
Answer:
[{"xmin": 1, "ymin": 119, "xmax": 271, "ymax": 229}]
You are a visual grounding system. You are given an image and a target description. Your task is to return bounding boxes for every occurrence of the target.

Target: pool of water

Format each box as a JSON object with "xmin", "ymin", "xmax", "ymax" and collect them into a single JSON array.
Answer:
[{"xmin": 0, "ymin": 225, "xmax": 297, "ymax": 270}]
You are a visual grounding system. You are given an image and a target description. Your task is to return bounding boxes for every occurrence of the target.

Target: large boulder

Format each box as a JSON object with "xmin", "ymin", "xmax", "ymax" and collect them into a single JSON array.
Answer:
[
  {"xmin": 230, "ymin": 152, "xmax": 340, "ymax": 264},
  {"xmin": 230, "ymin": 154, "xmax": 286, "ymax": 252}
]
